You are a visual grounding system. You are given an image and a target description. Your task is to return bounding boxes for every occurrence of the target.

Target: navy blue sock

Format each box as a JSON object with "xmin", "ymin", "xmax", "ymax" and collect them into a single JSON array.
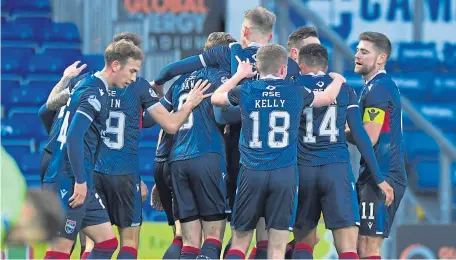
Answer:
[
  {"xmin": 180, "ymin": 246, "xmax": 200, "ymax": 259},
  {"xmin": 292, "ymin": 243, "xmax": 313, "ymax": 259},
  {"xmin": 163, "ymin": 236, "xmax": 183, "ymax": 259},
  {"xmin": 254, "ymin": 240, "xmax": 268, "ymax": 259},
  {"xmin": 198, "ymin": 238, "xmax": 222, "ymax": 259},
  {"xmin": 87, "ymin": 238, "xmax": 118, "ymax": 260},
  {"xmin": 225, "ymin": 249, "xmax": 245, "ymax": 259},
  {"xmin": 117, "ymin": 246, "xmax": 137, "ymax": 259}
]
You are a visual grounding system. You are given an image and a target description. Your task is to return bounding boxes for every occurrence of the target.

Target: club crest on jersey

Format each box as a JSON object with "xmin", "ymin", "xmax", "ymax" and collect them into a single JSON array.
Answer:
[
  {"xmin": 88, "ymin": 95, "xmax": 101, "ymax": 112},
  {"xmin": 65, "ymin": 219, "xmax": 77, "ymax": 234},
  {"xmin": 149, "ymin": 88, "xmax": 158, "ymax": 98}
]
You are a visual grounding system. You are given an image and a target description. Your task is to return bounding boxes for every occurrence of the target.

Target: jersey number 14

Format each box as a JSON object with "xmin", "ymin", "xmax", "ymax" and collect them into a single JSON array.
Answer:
[{"xmin": 302, "ymin": 106, "xmax": 339, "ymax": 143}]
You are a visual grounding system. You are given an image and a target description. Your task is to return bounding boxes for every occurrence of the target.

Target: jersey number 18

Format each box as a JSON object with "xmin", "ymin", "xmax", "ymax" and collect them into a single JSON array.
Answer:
[{"xmin": 249, "ymin": 111, "xmax": 290, "ymax": 148}]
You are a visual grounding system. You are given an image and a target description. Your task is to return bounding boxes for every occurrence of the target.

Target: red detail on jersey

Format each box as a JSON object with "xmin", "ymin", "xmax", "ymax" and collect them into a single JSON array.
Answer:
[
  {"xmin": 381, "ymin": 108, "xmax": 391, "ymax": 133},
  {"xmin": 139, "ymin": 108, "xmax": 143, "ymax": 129}
]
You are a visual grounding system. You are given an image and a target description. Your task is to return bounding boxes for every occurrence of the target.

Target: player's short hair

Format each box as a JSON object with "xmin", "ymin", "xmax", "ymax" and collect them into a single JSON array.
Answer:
[
  {"xmin": 244, "ymin": 7, "xmax": 276, "ymax": 35},
  {"xmin": 287, "ymin": 26, "xmax": 318, "ymax": 51},
  {"xmin": 112, "ymin": 32, "xmax": 142, "ymax": 48},
  {"xmin": 204, "ymin": 32, "xmax": 236, "ymax": 50},
  {"xmin": 298, "ymin": 43, "xmax": 328, "ymax": 68},
  {"xmin": 26, "ymin": 189, "xmax": 64, "ymax": 241},
  {"xmin": 104, "ymin": 39, "xmax": 144, "ymax": 66},
  {"xmin": 359, "ymin": 32, "xmax": 392, "ymax": 59},
  {"xmin": 256, "ymin": 44, "xmax": 288, "ymax": 75}
]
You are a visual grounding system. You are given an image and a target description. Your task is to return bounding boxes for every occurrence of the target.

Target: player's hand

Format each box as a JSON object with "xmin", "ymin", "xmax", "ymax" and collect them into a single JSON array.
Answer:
[
  {"xmin": 63, "ymin": 61, "xmax": 87, "ymax": 79},
  {"xmin": 185, "ymin": 79, "xmax": 212, "ymax": 109},
  {"xmin": 140, "ymin": 181, "xmax": 149, "ymax": 203},
  {"xmin": 150, "ymin": 185, "xmax": 163, "ymax": 211},
  {"xmin": 378, "ymin": 181, "xmax": 394, "ymax": 207},
  {"xmin": 328, "ymin": 72, "xmax": 346, "ymax": 84},
  {"xmin": 235, "ymin": 56, "xmax": 257, "ymax": 79},
  {"xmin": 69, "ymin": 182, "xmax": 87, "ymax": 208}
]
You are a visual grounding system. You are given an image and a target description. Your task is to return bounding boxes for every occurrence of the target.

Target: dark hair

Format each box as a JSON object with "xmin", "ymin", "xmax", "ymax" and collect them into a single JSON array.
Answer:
[
  {"xmin": 298, "ymin": 43, "xmax": 328, "ymax": 68},
  {"xmin": 204, "ymin": 32, "xmax": 237, "ymax": 50},
  {"xmin": 27, "ymin": 189, "xmax": 64, "ymax": 241},
  {"xmin": 359, "ymin": 32, "xmax": 392, "ymax": 58},
  {"xmin": 104, "ymin": 39, "xmax": 144, "ymax": 65},
  {"xmin": 287, "ymin": 26, "xmax": 318, "ymax": 51},
  {"xmin": 112, "ymin": 32, "xmax": 142, "ymax": 48}
]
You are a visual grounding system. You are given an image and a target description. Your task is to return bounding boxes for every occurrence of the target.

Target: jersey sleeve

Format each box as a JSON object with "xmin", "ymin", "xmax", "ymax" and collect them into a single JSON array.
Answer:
[
  {"xmin": 347, "ymin": 85, "xmax": 359, "ymax": 109},
  {"xmin": 301, "ymin": 86, "xmax": 315, "ymax": 107},
  {"xmin": 159, "ymin": 85, "xmax": 175, "ymax": 112},
  {"xmin": 362, "ymin": 83, "xmax": 389, "ymax": 124},
  {"xmin": 76, "ymin": 86, "xmax": 103, "ymax": 122},
  {"xmin": 230, "ymin": 43, "xmax": 243, "ymax": 76},
  {"xmin": 201, "ymin": 46, "xmax": 231, "ymax": 70},
  {"xmin": 137, "ymin": 78, "xmax": 160, "ymax": 110},
  {"xmin": 227, "ymin": 85, "xmax": 242, "ymax": 107}
]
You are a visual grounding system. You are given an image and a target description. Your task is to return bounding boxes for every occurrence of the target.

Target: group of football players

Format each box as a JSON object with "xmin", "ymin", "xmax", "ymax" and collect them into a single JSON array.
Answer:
[{"xmin": 38, "ymin": 5, "xmax": 406, "ymax": 260}]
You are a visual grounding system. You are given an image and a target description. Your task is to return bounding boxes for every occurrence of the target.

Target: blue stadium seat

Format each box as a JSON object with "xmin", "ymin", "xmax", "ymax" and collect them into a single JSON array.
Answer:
[
  {"xmin": 1, "ymin": 47, "xmax": 33, "ymax": 75},
  {"xmin": 27, "ymin": 80, "xmax": 57, "ymax": 94},
  {"xmin": 10, "ymin": 0, "xmax": 51, "ymax": 18},
  {"xmin": 1, "ymin": 21, "xmax": 38, "ymax": 47},
  {"xmin": 412, "ymin": 103, "xmax": 456, "ymax": 130},
  {"xmin": 1, "ymin": 0, "xmax": 9, "ymax": 15},
  {"xmin": 138, "ymin": 142, "xmax": 157, "ymax": 175},
  {"xmin": 443, "ymin": 43, "xmax": 456, "ymax": 70},
  {"xmin": 403, "ymin": 131, "xmax": 456, "ymax": 159},
  {"xmin": 389, "ymin": 71, "xmax": 434, "ymax": 101},
  {"xmin": 42, "ymin": 48, "xmax": 82, "ymax": 64},
  {"xmin": 415, "ymin": 159, "xmax": 456, "ymax": 190},
  {"xmin": 432, "ymin": 72, "xmax": 456, "ymax": 101},
  {"xmin": 397, "ymin": 42, "xmax": 440, "ymax": 71},
  {"xmin": 1, "ymin": 80, "xmax": 21, "ymax": 111},
  {"xmin": 141, "ymin": 125, "xmax": 161, "ymax": 141},
  {"xmin": 2, "ymin": 139, "xmax": 34, "ymax": 162},
  {"xmin": 27, "ymin": 54, "xmax": 68, "ymax": 78},
  {"xmin": 20, "ymin": 153, "xmax": 41, "ymax": 173},
  {"xmin": 80, "ymin": 55, "xmax": 105, "ymax": 71},
  {"xmin": 11, "ymin": 86, "xmax": 49, "ymax": 107},
  {"xmin": 3, "ymin": 108, "xmax": 46, "ymax": 140},
  {"xmin": 40, "ymin": 22, "xmax": 81, "ymax": 47}
]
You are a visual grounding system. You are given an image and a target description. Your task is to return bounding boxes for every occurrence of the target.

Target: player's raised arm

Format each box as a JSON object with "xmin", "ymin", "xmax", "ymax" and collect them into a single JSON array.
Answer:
[
  {"xmin": 311, "ymin": 72, "xmax": 346, "ymax": 107},
  {"xmin": 147, "ymin": 79, "xmax": 212, "ymax": 134},
  {"xmin": 46, "ymin": 61, "xmax": 87, "ymax": 110},
  {"xmin": 211, "ymin": 58, "xmax": 256, "ymax": 107},
  {"xmin": 38, "ymin": 104, "xmax": 57, "ymax": 134}
]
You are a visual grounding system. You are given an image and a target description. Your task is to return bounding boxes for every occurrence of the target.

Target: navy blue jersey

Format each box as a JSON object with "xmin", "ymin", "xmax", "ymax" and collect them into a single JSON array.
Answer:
[
  {"xmin": 43, "ymin": 72, "xmax": 91, "ymax": 153},
  {"xmin": 160, "ymin": 67, "xmax": 229, "ymax": 162},
  {"xmin": 44, "ymin": 73, "xmax": 109, "ymax": 186},
  {"xmin": 202, "ymin": 43, "xmax": 300, "ymax": 81},
  {"xmin": 94, "ymin": 77, "xmax": 160, "ymax": 175},
  {"xmin": 359, "ymin": 72, "xmax": 406, "ymax": 185},
  {"xmin": 296, "ymin": 73, "xmax": 359, "ymax": 166},
  {"xmin": 227, "ymin": 78, "xmax": 314, "ymax": 170}
]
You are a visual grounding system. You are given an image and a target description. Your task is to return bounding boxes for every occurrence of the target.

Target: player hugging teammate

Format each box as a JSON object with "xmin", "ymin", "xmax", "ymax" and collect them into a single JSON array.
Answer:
[{"xmin": 37, "ymin": 5, "xmax": 404, "ymax": 260}]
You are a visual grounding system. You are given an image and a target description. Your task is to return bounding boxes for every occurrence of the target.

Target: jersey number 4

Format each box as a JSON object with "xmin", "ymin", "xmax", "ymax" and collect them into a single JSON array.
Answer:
[
  {"xmin": 249, "ymin": 111, "xmax": 290, "ymax": 148},
  {"xmin": 303, "ymin": 106, "xmax": 339, "ymax": 143},
  {"xmin": 57, "ymin": 98, "xmax": 72, "ymax": 150}
]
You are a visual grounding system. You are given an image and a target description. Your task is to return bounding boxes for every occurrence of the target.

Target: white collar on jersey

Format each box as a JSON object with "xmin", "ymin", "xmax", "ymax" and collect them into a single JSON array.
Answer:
[
  {"xmin": 261, "ymin": 74, "xmax": 282, "ymax": 80},
  {"xmin": 305, "ymin": 71, "xmax": 326, "ymax": 76},
  {"xmin": 94, "ymin": 71, "xmax": 109, "ymax": 92},
  {"xmin": 365, "ymin": 69, "xmax": 387, "ymax": 84},
  {"xmin": 248, "ymin": 42, "xmax": 264, "ymax": 48}
]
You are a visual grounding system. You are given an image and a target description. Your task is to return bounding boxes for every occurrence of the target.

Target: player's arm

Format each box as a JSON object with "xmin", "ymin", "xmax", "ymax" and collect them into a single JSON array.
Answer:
[
  {"xmin": 38, "ymin": 104, "xmax": 56, "ymax": 134},
  {"xmin": 152, "ymin": 56, "xmax": 204, "ymax": 86},
  {"xmin": 149, "ymin": 79, "xmax": 212, "ymax": 134},
  {"xmin": 213, "ymin": 105, "xmax": 241, "ymax": 124},
  {"xmin": 360, "ymin": 84, "xmax": 390, "ymax": 145},
  {"xmin": 142, "ymin": 111, "xmax": 155, "ymax": 128},
  {"xmin": 310, "ymin": 73, "xmax": 346, "ymax": 107},
  {"xmin": 46, "ymin": 61, "xmax": 86, "ymax": 110},
  {"xmin": 138, "ymin": 78, "xmax": 161, "ymax": 128},
  {"xmin": 211, "ymin": 59, "xmax": 256, "ymax": 107},
  {"xmin": 230, "ymin": 43, "xmax": 243, "ymax": 75}
]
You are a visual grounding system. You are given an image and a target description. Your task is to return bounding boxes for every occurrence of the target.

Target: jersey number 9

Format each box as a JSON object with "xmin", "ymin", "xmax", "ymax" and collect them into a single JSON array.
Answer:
[{"xmin": 104, "ymin": 111, "xmax": 126, "ymax": 150}]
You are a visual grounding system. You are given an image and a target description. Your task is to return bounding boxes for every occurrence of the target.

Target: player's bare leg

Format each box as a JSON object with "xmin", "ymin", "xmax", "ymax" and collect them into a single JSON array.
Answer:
[
  {"xmin": 81, "ymin": 236, "xmax": 94, "ymax": 259},
  {"xmin": 292, "ymin": 227, "xmax": 318, "ymax": 259},
  {"xmin": 268, "ymin": 228, "xmax": 290, "ymax": 259},
  {"xmin": 117, "ymin": 226, "xmax": 141, "ymax": 259},
  {"xmin": 180, "ymin": 219, "xmax": 203, "ymax": 258},
  {"xmin": 254, "ymin": 217, "xmax": 268, "ymax": 259},
  {"xmin": 332, "ymin": 226, "xmax": 359, "ymax": 259},
  {"xmin": 225, "ymin": 230, "xmax": 254, "ymax": 259},
  {"xmin": 357, "ymin": 235, "xmax": 383, "ymax": 258},
  {"xmin": 82, "ymin": 223, "xmax": 118, "ymax": 259},
  {"xmin": 199, "ymin": 219, "xmax": 226, "ymax": 259}
]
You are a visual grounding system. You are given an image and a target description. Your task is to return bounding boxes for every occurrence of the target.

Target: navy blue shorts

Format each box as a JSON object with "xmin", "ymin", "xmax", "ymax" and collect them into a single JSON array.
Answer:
[
  {"xmin": 232, "ymin": 164, "xmax": 298, "ymax": 231},
  {"xmin": 170, "ymin": 153, "xmax": 228, "ymax": 220},
  {"xmin": 46, "ymin": 175, "xmax": 110, "ymax": 241},
  {"xmin": 94, "ymin": 172, "xmax": 143, "ymax": 228},
  {"xmin": 295, "ymin": 163, "xmax": 360, "ymax": 231},
  {"xmin": 357, "ymin": 174, "xmax": 406, "ymax": 238},
  {"xmin": 153, "ymin": 160, "xmax": 175, "ymax": 226}
]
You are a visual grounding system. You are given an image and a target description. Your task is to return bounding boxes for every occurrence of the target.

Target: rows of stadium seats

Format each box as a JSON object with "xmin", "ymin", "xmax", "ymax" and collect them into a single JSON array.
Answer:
[{"xmin": 1, "ymin": 0, "xmax": 165, "ymax": 221}]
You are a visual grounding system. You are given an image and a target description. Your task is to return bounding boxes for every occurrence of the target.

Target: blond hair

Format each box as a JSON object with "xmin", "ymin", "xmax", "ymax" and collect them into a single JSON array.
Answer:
[
  {"xmin": 104, "ymin": 39, "xmax": 144, "ymax": 65},
  {"xmin": 256, "ymin": 44, "xmax": 288, "ymax": 75}
]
